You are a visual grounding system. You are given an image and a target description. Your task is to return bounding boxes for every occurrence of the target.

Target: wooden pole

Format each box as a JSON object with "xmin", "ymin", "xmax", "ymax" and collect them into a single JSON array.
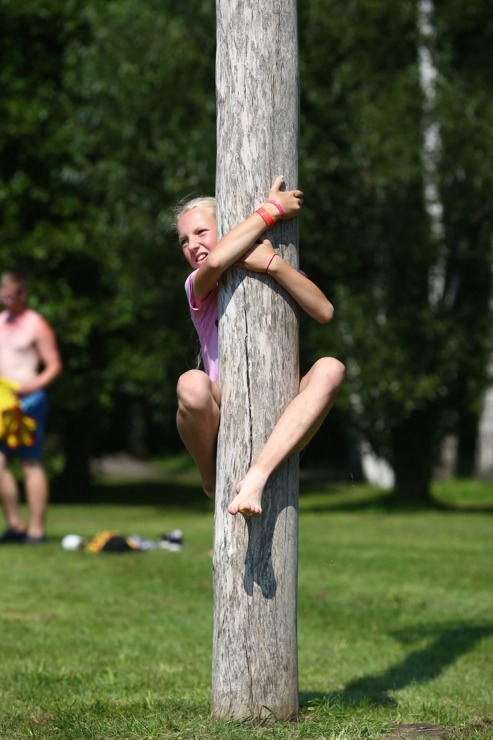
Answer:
[{"xmin": 212, "ymin": 0, "xmax": 300, "ymax": 721}]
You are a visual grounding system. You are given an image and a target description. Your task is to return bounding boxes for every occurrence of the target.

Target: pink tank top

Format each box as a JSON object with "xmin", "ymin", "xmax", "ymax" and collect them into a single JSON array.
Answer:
[{"xmin": 185, "ymin": 271, "xmax": 219, "ymax": 383}]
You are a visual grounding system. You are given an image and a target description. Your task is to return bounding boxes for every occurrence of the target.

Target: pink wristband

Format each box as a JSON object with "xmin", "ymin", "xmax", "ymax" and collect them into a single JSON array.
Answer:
[
  {"xmin": 256, "ymin": 206, "xmax": 276, "ymax": 229},
  {"xmin": 266, "ymin": 199, "xmax": 285, "ymax": 218},
  {"xmin": 265, "ymin": 254, "xmax": 278, "ymax": 275}
]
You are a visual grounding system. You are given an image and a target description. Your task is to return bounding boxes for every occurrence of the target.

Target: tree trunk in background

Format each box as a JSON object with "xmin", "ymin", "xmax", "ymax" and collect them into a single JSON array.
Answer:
[
  {"xmin": 475, "ymin": 360, "xmax": 493, "ymax": 478},
  {"xmin": 383, "ymin": 0, "xmax": 450, "ymax": 502},
  {"xmin": 55, "ymin": 409, "xmax": 92, "ymax": 502},
  {"xmin": 417, "ymin": 0, "xmax": 446, "ymax": 304},
  {"xmin": 212, "ymin": 0, "xmax": 300, "ymax": 720},
  {"xmin": 392, "ymin": 409, "xmax": 436, "ymax": 503},
  {"xmin": 127, "ymin": 399, "xmax": 149, "ymax": 458}
]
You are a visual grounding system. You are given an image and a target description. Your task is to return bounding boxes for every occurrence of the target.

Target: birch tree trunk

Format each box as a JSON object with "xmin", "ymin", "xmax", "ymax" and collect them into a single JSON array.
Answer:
[
  {"xmin": 475, "ymin": 357, "xmax": 493, "ymax": 478},
  {"xmin": 212, "ymin": 0, "xmax": 300, "ymax": 721},
  {"xmin": 417, "ymin": 0, "xmax": 458, "ymax": 479},
  {"xmin": 417, "ymin": 0, "xmax": 446, "ymax": 305}
]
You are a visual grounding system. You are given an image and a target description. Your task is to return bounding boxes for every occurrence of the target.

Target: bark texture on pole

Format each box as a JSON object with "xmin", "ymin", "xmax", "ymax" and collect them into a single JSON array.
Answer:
[{"xmin": 212, "ymin": 0, "xmax": 300, "ymax": 721}]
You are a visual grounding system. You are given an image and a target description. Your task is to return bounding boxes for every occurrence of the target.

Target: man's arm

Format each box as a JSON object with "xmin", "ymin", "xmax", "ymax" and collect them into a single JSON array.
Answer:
[{"xmin": 18, "ymin": 317, "xmax": 62, "ymax": 396}]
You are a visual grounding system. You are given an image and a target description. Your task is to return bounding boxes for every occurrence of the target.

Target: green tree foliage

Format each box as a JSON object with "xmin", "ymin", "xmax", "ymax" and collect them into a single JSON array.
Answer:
[
  {"xmin": 0, "ymin": 0, "xmax": 216, "ymax": 497},
  {"xmin": 60, "ymin": 0, "xmax": 216, "ymax": 416},
  {"xmin": 1, "ymin": 0, "xmax": 491, "ymax": 501},
  {"xmin": 299, "ymin": 0, "xmax": 493, "ymax": 499}
]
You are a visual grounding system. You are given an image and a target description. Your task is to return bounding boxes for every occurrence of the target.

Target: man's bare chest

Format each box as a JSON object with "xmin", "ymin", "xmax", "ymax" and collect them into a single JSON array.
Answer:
[{"xmin": 0, "ymin": 314, "xmax": 37, "ymax": 355}]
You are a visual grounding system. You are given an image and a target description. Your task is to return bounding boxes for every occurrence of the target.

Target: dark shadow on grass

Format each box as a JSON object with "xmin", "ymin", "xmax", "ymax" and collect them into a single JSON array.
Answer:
[
  {"xmin": 53, "ymin": 471, "xmax": 493, "ymax": 514},
  {"xmin": 299, "ymin": 482, "xmax": 493, "ymax": 514},
  {"xmin": 68, "ymin": 478, "xmax": 213, "ymax": 511},
  {"xmin": 300, "ymin": 622, "xmax": 493, "ymax": 709}
]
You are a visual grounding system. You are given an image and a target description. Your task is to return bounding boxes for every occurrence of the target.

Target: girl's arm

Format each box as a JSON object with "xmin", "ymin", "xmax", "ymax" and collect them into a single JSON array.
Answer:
[
  {"xmin": 193, "ymin": 177, "xmax": 303, "ymax": 301},
  {"xmin": 268, "ymin": 257, "xmax": 334, "ymax": 323},
  {"xmin": 236, "ymin": 240, "xmax": 334, "ymax": 324}
]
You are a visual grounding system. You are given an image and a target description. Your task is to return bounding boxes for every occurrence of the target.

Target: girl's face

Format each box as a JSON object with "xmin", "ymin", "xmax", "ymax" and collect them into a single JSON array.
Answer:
[{"xmin": 178, "ymin": 207, "xmax": 217, "ymax": 270}]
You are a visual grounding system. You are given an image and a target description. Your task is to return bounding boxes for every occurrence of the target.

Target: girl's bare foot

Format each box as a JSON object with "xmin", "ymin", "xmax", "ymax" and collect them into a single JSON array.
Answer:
[{"xmin": 227, "ymin": 467, "xmax": 268, "ymax": 517}]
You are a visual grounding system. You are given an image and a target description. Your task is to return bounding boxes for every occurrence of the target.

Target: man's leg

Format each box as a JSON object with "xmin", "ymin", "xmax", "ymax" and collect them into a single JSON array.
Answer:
[
  {"xmin": 228, "ymin": 357, "xmax": 345, "ymax": 516},
  {"xmin": 176, "ymin": 369, "xmax": 221, "ymax": 498},
  {"xmin": 0, "ymin": 451, "xmax": 26, "ymax": 537},
  {"xmin": 22, "ymin": 460, "xmax": 49, "ymax": 539}
]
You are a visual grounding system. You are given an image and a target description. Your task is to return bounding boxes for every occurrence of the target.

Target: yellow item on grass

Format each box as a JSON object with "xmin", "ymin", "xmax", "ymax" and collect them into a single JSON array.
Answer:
[
  {"xmin": 86, "ymin": 531, "xmax": 140, "ymax": 553},
  {"xmin": 86, "ymin": 531, "xmax": 120, "ymax": 553}
]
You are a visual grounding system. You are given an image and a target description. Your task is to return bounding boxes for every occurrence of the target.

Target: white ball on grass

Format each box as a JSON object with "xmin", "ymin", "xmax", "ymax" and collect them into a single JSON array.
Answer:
[{"xmin": 61, "ymin": 534, "xmax": 84, "ymax": 551}]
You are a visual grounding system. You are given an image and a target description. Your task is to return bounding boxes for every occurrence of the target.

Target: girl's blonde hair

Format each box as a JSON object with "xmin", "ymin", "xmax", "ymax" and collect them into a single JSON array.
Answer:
[{"xmin": 173, "ymin": 196, "xmax": 216, "ymax": 227}]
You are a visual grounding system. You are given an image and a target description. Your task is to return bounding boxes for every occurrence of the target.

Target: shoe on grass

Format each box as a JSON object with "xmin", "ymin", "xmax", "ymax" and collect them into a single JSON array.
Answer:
[
  {"xmin": 24, "ymin": 534, "xmax": 47, "ymax": 545},
  {"xmin": 0, "ymin": 528, "xmax": 27, "ymax": 544},
  {"xmin": 158, "ymin": 529, "xmax": 184, "ymax": 552}
]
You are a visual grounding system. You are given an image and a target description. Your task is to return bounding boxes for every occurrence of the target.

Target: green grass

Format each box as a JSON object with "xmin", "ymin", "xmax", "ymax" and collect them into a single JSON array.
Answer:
[{"xmin": 0, "ymin": 477, "xmax": 491, "ymax": 739}]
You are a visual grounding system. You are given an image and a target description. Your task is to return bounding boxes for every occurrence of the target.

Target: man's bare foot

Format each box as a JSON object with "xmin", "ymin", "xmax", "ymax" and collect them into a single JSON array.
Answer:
[{"xmin": 227, "ymin": 467, "xmax": 268, "ymax": 517}]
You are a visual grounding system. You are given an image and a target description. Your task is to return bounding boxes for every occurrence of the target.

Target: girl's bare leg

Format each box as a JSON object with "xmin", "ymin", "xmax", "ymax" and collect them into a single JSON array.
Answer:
[
  {"xmin": 228, "ymin": 357, "xmax": 345, "ymax": 516},
  {"xmin": 176, "ymin": 369, "xmax": 221, "ymax": 498}
]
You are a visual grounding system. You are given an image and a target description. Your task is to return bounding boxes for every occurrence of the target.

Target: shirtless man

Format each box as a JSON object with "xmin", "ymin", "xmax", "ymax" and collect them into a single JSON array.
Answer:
[{"xmin": 0, "ymin": 271, "xmax": 62, "ymax": 543}]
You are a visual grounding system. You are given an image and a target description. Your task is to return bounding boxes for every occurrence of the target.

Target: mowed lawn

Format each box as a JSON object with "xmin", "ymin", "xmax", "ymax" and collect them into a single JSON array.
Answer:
[{"xmin": 0, "ymin": 476, "xmax": 491, "ymax": 739}]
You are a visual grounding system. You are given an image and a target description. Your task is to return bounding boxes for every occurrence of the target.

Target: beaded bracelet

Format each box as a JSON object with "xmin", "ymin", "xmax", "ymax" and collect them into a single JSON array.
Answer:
[{"xmin": 256, "ymin": 206, "xmax": 276, "ymax": 229}]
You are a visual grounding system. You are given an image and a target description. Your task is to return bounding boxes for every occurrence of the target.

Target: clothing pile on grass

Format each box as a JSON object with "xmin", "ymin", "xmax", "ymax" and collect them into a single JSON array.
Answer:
[{"xmin": 61, "ymin": 529, "xmax": 184, "ymax": 553}]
